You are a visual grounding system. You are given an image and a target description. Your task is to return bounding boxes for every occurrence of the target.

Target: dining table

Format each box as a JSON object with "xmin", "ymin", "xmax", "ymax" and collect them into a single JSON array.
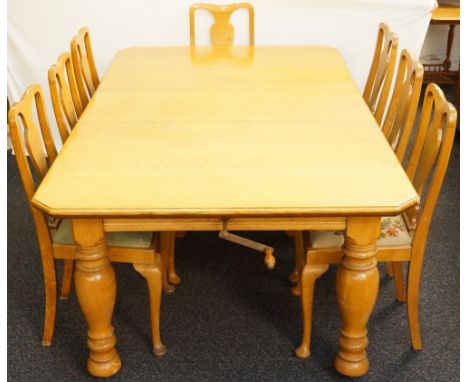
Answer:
[{"xmin": 32, "ymin": 45, "xmax": 419, "ymax": 377}]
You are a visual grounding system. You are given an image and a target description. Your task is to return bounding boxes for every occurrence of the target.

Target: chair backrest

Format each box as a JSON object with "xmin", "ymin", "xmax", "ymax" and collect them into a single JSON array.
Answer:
[
  {"xmin": 48, "ymin": 52, "xmax": 84, "ymax": 144},
  {"xmin": 8, "ymin": 85, "xmax": 58, "ymax": 271},
  {"xmin": 405, "ymin": 83, "xmax": 457, "ymax": 248},
  {"xmin": 381, "ymin": 49, "xmax": 424, "ymax": 163},
  {"xmin": 363, "ymin": 23, "xmax": 398, "ymax": 125},
  {"xmin": 190, "ymin": 3, "xmax": 254, "ymax": 47},
  {"xmin": 71, "ymin": 27, "xmax": 100, "ymax": 107},
  {"xmin": 8, "ymin": 85, "xmax": 57, "ymax": 202}
]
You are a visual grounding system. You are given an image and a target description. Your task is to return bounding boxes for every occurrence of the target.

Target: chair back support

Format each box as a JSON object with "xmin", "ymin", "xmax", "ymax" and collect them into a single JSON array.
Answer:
[
  {"xmin": 190, "ymin": 3, "xmax": 254, "ymax": 47},
  {"xmin": 405, "ymin": 83, "xmax": 457, "ymax": 246},
  {"xmin": 382, "ymin": 49, "xmax": 424, "ymax": 163},
  {"xmin": 363, "ymin": 23, "xmax": 398, "ymax": 125},
  {"xmin": 8, "ymin": 85, "xmax": 58, "ymax": 202},
  {"xmin": 8, "ymin": 85, "xmax": 58, "ymax": 295},
  {"xmin": 48, "ymin": 52, "xmax": 84, "ymax": 144},
  {"xmin": 71, "ymin": 27, "xmax": 100, "ymax": 107}
]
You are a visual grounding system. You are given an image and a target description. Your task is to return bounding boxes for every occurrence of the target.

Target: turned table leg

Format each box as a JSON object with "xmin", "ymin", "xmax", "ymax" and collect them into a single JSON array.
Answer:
[
  {"xmin": 335, "ymin": 217, "xmax": 380, "ymax": 377},
  {"xmin": 72, "ymin": 219, "xmax": 121, "ymax": 377}
]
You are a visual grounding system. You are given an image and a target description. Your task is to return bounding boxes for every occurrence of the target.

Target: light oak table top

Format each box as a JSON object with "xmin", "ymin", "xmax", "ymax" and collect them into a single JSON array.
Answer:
[{"xmin": 32, "ymin": 46, "xmax": 418, "ymax": 217}]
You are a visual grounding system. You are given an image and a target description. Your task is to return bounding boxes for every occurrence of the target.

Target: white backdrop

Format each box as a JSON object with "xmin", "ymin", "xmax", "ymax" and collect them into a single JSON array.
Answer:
[{"xmin": 8, "ymin": 0, "xmax": 436, "ymax": 146}]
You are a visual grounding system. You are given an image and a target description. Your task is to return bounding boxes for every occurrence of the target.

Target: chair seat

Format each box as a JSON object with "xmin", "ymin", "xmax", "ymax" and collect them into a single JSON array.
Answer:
[
  {"xmin": 309, "ymin": 215, "xmax": 411, "ymax": 249},
  {"xmin": 52, "ymin": 219, "xmax": 153, "ymax": 248}
]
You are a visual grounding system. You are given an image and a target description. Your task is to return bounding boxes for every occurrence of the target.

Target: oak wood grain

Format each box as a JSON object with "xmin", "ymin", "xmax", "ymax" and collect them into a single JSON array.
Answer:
[{"xmin": 32, "ymin": 46, "xmax": 418, "ymax": 218}]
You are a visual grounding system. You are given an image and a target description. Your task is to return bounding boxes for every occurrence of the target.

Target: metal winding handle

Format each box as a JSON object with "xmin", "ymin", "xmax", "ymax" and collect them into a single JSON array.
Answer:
[{"xmin": 219, "ymin": 220, "xmax": 276, "ymax": 270}]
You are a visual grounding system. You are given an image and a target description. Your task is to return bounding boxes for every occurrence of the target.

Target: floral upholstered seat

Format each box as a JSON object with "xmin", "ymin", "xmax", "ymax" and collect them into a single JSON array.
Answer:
[{"xmin": 309, "ymin": 215, "xmax": 412, "ymax": 249}]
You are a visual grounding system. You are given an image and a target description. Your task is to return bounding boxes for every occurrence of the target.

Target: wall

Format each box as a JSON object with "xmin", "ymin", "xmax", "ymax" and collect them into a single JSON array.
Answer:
[{"xmin": 8, "ymin": 0, "xmax": 435, "ymax": 147}]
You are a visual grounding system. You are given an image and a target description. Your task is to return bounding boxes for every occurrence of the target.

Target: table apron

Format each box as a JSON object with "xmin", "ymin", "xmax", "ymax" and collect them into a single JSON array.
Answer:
[{"xmin": 103, "ymin": 216, "xmax": 347, "ymax": 232}]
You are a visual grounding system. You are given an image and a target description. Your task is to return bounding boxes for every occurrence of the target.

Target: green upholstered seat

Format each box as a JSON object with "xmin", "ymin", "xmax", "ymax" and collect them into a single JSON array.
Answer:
[{"xmin": 52, "ymin": 219, "xmax": 153, "ymax": 248}]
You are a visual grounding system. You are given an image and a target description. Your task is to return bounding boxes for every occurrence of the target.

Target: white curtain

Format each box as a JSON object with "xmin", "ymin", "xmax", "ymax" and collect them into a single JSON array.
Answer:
[{"xmin": 8, "ymin": 0, "xmax": 435, "ymax": 146}]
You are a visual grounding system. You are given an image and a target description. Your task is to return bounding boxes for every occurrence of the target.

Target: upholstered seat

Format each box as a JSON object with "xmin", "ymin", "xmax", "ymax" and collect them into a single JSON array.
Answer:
[
  {"xmin": 309, "ymin": 215, "xmax": 411, "ymax": 249},
  {"xmin": 52, "ymin": 219, "xmax": 153, "ymax": 248}
]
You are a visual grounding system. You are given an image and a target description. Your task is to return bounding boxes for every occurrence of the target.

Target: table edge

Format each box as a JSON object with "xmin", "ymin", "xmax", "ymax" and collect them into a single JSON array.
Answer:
[{"xmin": 31, "ymin": 196, "xmax": 419, "ymax": 219}]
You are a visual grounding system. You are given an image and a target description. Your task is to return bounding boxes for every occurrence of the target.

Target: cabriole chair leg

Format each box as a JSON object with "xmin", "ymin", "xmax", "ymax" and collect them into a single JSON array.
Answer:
[
  {"xmin": 295, "ymin": 263, "xmax": 329, "ymax": 359},
  {"xmin": 133, "ymin": 257, "xmax": 167, "ymax": 357}
]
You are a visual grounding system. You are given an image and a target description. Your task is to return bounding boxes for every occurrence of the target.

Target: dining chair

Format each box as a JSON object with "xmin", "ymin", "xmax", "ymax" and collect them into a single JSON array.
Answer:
[
  {"xmin": 179, "ymin": 0, "xmax": 262, "ymax": 281},
  {"xmin": 293, "ymin": 83, "xmax": 457, "ymax": 359},
  {"xmin": 69, "ymin": 26, "xmax": 181, "ymax": 295},
  {"xmin": 289, "ymin": 49, "xmax": 424, "ymax": 290},
  {"xmin": 8, "ymin": 84, "xmax": 167, "ymax": 357},
  {"xmin": 189, "ymin": 3, "xmax": 254, "ymax": 47},
  {"xmin": 48, "ymin": 52, "xmax": 84, "ymax": 144},
  {"xmin": 49, "ymin": 47, "xmax": 180, "ymax": 295},
  {"xmin": 363, "ymin": 23, "xmax": 399, "ymax": 125},
  {"xmin": 379, "ymin": 48, "xmax": 424, "ymax": 280},
  {"xmin": 289, "ymin": 24, "xmax": 398, "ymax": 288},
  {"xmin": 71, "ymin": 27, "xmax": 100, "ymax": 107},
  {"xmin": 187, "ymin": 1, "xmax": 257, "ymax": 286}
]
